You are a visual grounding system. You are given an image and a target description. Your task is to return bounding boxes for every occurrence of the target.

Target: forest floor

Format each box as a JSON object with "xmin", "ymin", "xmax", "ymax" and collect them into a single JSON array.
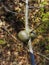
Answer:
[{"xmin": 0, "ymin": 0, "xmax": 49, "ymax": 65}]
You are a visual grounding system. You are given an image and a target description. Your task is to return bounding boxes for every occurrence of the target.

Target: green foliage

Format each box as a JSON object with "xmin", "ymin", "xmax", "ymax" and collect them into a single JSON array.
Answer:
[
  {"xmin": 40, "ymin": 7, "xmax": 44, "ymax": 12},
  {"xmin": 37, "ymin": 26, "xmax": 45, "ymax": 33},
  {"xmin": 41, "ymin": 12, "xmax": 49, "ymax": 31},
  {"xmin": 45, "ymin": 37, "xmax": 49, "ymax": 43},
  {"xmin": 0, "ymin": 39, "xmax": 6, "ymax": 45},
  {"xmin": 42, "ymin": 12, "xmax": 49, "ymax": 22},
  {"xmin": 37, "ymin": 8, "xmax": 49, "ymax": 33},
  {"xmin": 39, "ymin": 40, "xmax": 45, "ymax": 47},
  {"xmin": 41, "ymin": 1, "xmax": 48, "ymax": 5},
  {"xmin": 45, "ymin": 36, "xmax": 49, "ymax": 50},
  {"xmin": 40, "ymin": 1, "xmax": 48, "ymax": 7},
  {"xmin": 46, "ymin": 45, "xmax": 49, "ymax": 50}
]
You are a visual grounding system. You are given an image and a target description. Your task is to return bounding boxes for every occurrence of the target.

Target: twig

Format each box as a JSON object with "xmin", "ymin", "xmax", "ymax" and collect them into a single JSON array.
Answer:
[
  {"xmin": 34, "ymin": 51, "xmax": 49, "ymax": 61},
  {"xmin": 0, "ymin": 3, "xmax": 24, "ymax": 16},
  {"xmin": 1, "ymin": 26, "xmax": 18, "ymax": 42}
]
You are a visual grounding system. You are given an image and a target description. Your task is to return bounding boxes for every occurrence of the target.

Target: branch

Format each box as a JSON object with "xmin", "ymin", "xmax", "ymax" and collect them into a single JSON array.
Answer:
[
  {"xmin": 1, "ymin": 26, "xmax": 18, "ymax": 42},
  {"xmin": 34, "ymin": 50, "xmax": 49, "ymax": 61},
  {"xmin": 36, "ymin": 52, "xmax": 49, "ymax": 61}
]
